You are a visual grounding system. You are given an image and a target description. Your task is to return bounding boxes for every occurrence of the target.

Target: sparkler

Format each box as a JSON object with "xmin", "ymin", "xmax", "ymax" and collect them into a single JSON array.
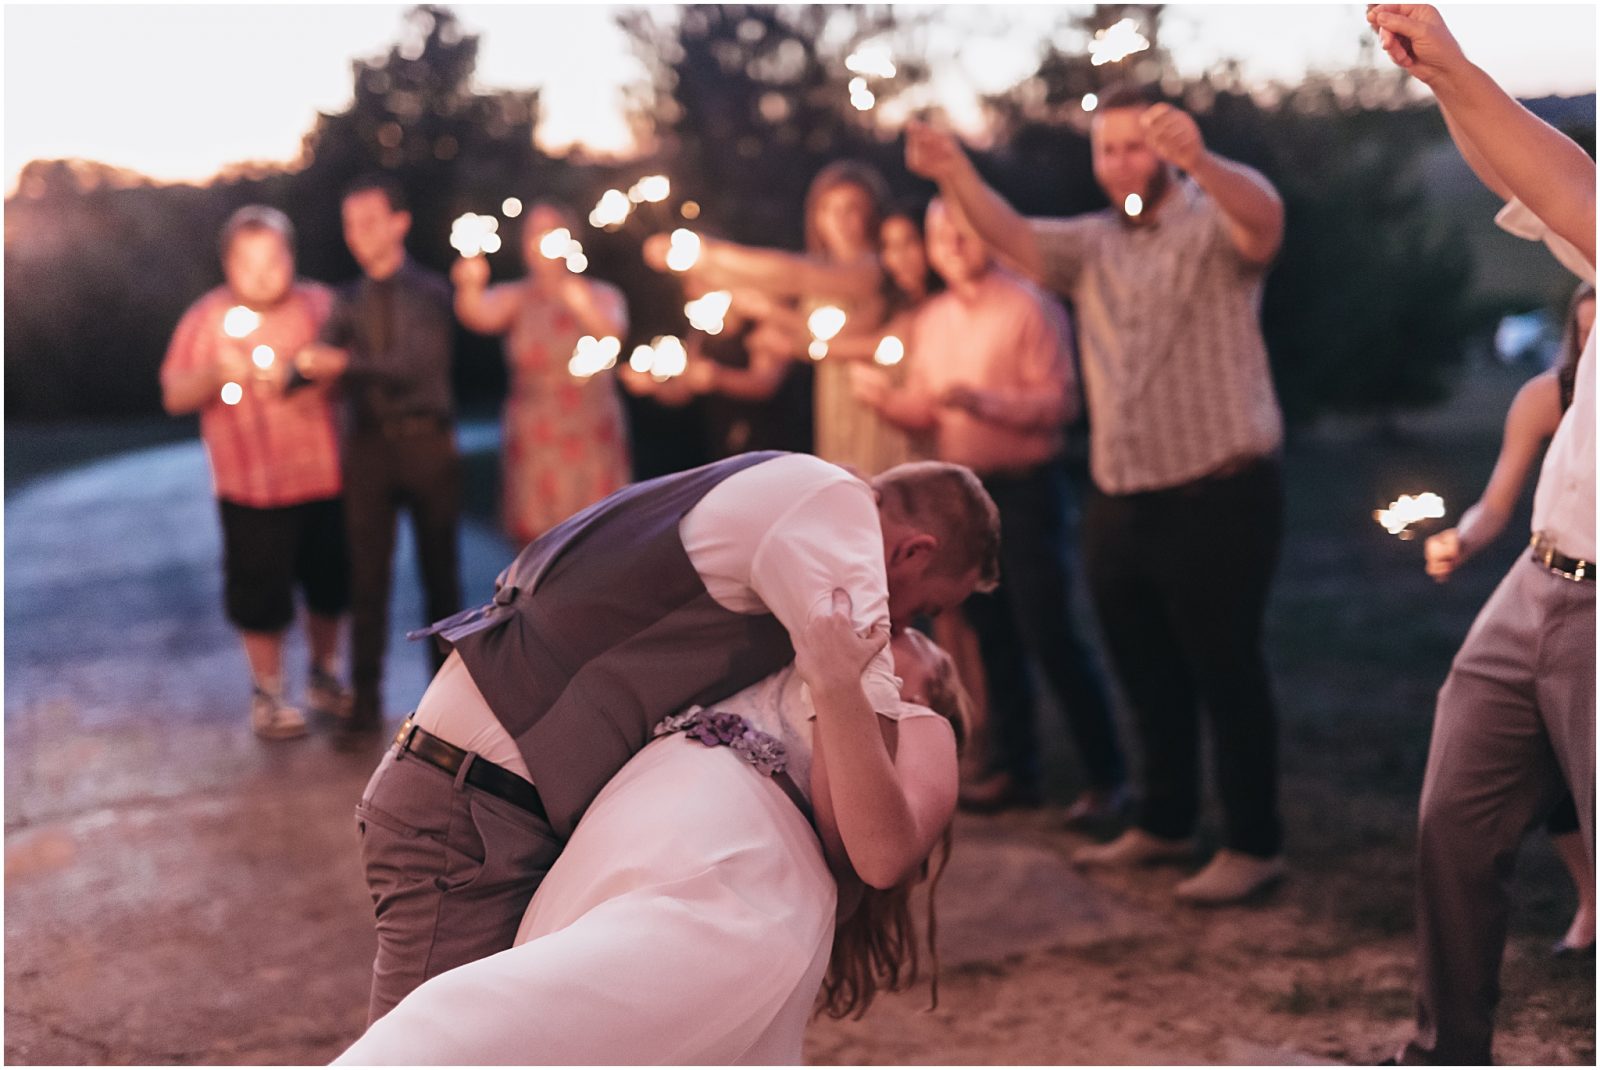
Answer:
[
  {"xmin": 629, "ymin": 335, "xmax": 690, "ymax": 381},
  {"xmin": 1374, "ymin": 492, "xmax": 1446, "ymax": 540},
  {"xmin": 684, "ymin": 290, "xmax": 733, "ymax": 335},
  {"xmin": 220, "ymin": 381, "xmax": 244, "ymax": 406},
  {"xmin": 251, "ymin": 345, "xmax": 276, "ymax": 371},
  {"xmin": 1088, "ymin": 18, "xmax": 1150, "ymax": 66},
  {"xmin": 590, "ymin": 188, "xmax": 632, "ymax": 230},
  {"xmin": 1124, "ymin": 193, "xmax": 1144, "ymax": 218},
  {"xmin": 873, "ymin": 335, "xmax": 905, "ymax": 366},
  {"xmin": 844, "ymin": 44, "xmax": 895, "ymax": 113},
  {"xmin": 1082, "ymin": 92, "xmax": 1100, "ymax": 113},
  {"xmin": 502, "ymin": 197, "xmax": 523, "ymax": 218},
  {"xmin": 630, "ymin": 175, "xmax": 671, "ymax": 204},
  {"xmin": 568, "ymin": 335, "xmax": 622, "ymax": 379},
  {"xmin": 450, "ymin": 212, "xmax": 501, "ymax": 257},
  {"xmin": 664, "ymin": 229, "xmax": 702, "ymax": 272},
  {"xmin": 807, "ymin": 306, "xmax": 847, "ymax": 360},
  {"xmin": 223, "ymin": 305, "xmax": 261, "ymax": 339}
]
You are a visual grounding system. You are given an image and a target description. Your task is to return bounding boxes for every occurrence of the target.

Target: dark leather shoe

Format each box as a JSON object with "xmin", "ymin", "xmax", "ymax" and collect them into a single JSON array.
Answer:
[{"xmin": 958, "ymin": 772, "xmax": 1041, "ymax": 813}]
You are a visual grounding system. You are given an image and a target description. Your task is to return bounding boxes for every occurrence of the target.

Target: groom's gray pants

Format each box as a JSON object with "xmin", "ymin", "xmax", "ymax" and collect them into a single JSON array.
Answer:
[
  {"xmin": 355, "ymin": 743, "xmax": 562, "ymax": 1024},
  {"xmin": 1402, "ymin": 555, "xmax": 1594, "ymax": 1065}
]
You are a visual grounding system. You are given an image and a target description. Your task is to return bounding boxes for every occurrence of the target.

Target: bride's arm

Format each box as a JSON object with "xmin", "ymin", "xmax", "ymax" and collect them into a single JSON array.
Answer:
[{"xmin": 797, "ymin": 591, "xmax": 959, "ymax": 890}]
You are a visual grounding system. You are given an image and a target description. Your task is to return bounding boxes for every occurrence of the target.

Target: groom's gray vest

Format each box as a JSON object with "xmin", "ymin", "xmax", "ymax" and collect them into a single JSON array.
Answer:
[{"xmin": 411, "ymin": 451, "xmax": 796, "ymax": 838}]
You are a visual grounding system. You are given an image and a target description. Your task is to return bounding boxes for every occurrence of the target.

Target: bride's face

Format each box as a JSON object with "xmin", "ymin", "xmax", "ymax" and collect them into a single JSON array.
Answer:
[{"xmin": 890, "ymin": 631, "xmax": 943, "ymax": 706}]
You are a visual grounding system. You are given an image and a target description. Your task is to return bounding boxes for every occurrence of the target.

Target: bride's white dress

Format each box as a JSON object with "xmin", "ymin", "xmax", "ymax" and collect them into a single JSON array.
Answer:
[{"xmin": 334, "ymin": 667, "xmax": 846, "ymax": 1065}]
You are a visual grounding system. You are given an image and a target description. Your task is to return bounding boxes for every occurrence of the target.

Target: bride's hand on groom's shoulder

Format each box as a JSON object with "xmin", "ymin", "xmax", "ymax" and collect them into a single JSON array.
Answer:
[{"xmin": 795, "ymin": 589, "xmax": 890, "ymax": 695}]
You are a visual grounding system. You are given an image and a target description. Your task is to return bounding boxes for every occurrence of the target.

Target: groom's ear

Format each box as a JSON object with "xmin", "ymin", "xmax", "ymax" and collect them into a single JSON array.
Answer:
[{"xmin": 890, "ymin": 532, "xmax": 938, "ymax": 568}]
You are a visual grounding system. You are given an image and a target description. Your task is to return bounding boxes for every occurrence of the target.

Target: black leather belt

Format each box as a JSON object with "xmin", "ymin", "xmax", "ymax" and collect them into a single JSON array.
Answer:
[
  {"xmin": 1531, "ymin": 532, "xmax": 1595, "ymax": 582},
  {"xmin": 394, "ymin": 717, "xmax": 548, "ymax": 822}
]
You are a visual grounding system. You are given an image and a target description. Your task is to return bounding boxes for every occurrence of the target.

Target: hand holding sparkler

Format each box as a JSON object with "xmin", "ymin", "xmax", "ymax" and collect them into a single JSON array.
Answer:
[
  {"xmin": 294, "ymin": 342, "xmax": 348, "ymax": 383},
  {"xmin": 1423, "ymin": 527, "xmax": 1466, "ymax": 582},
  {"xmin": 1140, "ymin": 104, "xmax": 1206, "ymax": 173},
  {"xmin": 905, "ymin": 121, "xmax": 967, "ymax": 183},
  {"xmin": 1366, "ymin": 5, "xmax": 1464, "ymax": 87},
  {"xmin": 849, "ymin": 363, "xmax": 892, "ymax": 410},
  {"xmin": 451, "ymin": 254, "xmax": 491, "ymax": 293}
]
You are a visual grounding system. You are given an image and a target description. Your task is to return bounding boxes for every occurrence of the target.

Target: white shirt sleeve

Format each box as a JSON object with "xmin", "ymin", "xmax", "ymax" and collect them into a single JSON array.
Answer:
[
  {"xmin": 1496, "ymin": 198, "xmax": 1597, "ymax": 284},
  {"xmin": 747, "ymin": 477, "xmax": 902, "ymax": 716},
  {"xmin": 681, "ymin": 454, "xmax": 903, "ymax": 715}
]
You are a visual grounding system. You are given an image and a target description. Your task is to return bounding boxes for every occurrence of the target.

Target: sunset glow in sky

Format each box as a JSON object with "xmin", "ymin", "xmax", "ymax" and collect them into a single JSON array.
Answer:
[{"xmin": 4, "ymin": 4, "xmax": 1595, "ymax": 192}]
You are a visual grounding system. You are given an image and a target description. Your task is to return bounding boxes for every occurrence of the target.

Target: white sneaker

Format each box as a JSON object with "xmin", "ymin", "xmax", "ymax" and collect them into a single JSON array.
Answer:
[
  {"xmin": 1072, "ymin": 828, "xmax": 1196, "ymax": 868},
  {"xmin": 1174, "ymin": 849, "xmax": 1286, "ymax": 905},
  {"xmin": 251, "ymin": 687, "xmax": 308, "ymax": 741}
]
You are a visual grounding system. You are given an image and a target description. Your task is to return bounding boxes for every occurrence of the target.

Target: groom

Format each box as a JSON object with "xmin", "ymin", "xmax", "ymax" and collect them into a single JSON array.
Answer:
[{"xmin": 355, "ymin": 450, "xmax": 1000, "ymax": 1021}]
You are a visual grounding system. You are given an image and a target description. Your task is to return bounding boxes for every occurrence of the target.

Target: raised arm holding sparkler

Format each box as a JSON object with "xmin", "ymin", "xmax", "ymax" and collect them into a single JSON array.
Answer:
[
  {"xmin": 906, "ymin": 98, "xmax": 1283, "ymax": 275},
  {"xmin": 1368, "ymin": 3, "xmax": 1596, "ymax": 266}
]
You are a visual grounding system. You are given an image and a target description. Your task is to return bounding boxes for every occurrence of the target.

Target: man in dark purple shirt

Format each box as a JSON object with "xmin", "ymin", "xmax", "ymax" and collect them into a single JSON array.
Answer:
[{"xmin": 301, "ymin": 174, "xmax": 461, "ymax": 730}]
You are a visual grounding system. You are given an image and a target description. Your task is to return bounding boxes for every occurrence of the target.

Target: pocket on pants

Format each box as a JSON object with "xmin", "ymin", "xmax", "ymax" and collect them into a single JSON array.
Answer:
[{"xmin": 446, "ymin": 791, "xmax": 561, "ymax": 896}]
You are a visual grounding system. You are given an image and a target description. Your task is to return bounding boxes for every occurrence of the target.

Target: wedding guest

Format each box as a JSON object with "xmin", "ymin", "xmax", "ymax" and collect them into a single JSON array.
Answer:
[
  {"xmin": 160, "ymin": 206, "xmax": 350, "ymax": 740},
  {"xmin": 907, "ymin": 84, "xmax": 1290, "ymax": 903},
  {"xmin": 452, "ymin": 201, "xmax": 632, "ymax": 545},
  {"xmin": 1369, "ymin": 5, "xmax": 1595, "ymax": 1060}
]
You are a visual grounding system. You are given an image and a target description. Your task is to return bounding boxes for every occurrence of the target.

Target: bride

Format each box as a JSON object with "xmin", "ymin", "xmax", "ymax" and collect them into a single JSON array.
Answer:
[{"xmin": 334, "ymin": 590, "xmax": 968, "ymax": 1064}]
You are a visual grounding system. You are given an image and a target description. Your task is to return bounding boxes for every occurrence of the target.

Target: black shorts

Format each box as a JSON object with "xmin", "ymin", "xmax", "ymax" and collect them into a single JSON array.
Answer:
[{"xmin": 218, "ymin": 497, "xmax": 351, "ymax": 632}]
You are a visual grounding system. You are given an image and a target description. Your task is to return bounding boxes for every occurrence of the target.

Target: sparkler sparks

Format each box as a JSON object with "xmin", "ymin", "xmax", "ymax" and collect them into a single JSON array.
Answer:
[
  {"xmin": 220, "ymin": 381, "xmax": 244, "ymax": 405},
  {"xmin": 665, "ymin": 229, "xmax": 702, "ymax": 272},
  {"xmin": 568, "ymin": 335, "xmax": 621, "ymax": 379},
  {"xmin": 250, "ymin": 344, "xmax": 276, "ymax": 370},
  {"xmin": 630, "ymin": 335, "xmax": 689, "ymax": 381},
  {"xmin": 450, "ymin": 212, "xmax": 500, "ymax": 258},
  {"xmin": 1374, "ymin": 492, "xmax": 1446, "ymax": 539},
  {"xmin": 632, "ymin": 175, "xmax": 671, "ymax": 204},
  {"xmin": 1089, "ymin": 18, "xmax": 1151, "ymax": 66},
  {"xmin": 1124, "ymin": 193, "xmax": 1144, "ymax": 217},
  {"xmin": 845, "ymin": 46, "xmax": 896, "ymax": 80},
  {"xmin": 502, "ymin": 197, "xmax": 523, "ymax": 218},
  {"xmin": 873, "ymin": 335, "xmax": 905, "ymax": 366},
  {"xmin": 222, "ymin": 305, "xmax": 261, "ymax": 339},
  {"xmin": 1082, "ymin": 92, "xmax": 1100, "ymax": 113},
  {"xmin": 684, "ymin": 290, "xmax": 733, "ymax": 335},
  {"xmin": 539, "ymin": 227, "xmax": 573, "ymax": 260},
  {"xmin": 590, "ymin": 188, "xmax": 632, "ymax": 229},
  {"xmin": 807, "ymin": 305, "xmax": 847, "ymax": 360}
]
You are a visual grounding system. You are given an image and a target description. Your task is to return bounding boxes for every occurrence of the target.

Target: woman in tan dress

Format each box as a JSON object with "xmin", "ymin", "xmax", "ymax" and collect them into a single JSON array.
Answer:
[{"xmin": 453, "ymin": 203, "xmax": 631, "ymax": 544}]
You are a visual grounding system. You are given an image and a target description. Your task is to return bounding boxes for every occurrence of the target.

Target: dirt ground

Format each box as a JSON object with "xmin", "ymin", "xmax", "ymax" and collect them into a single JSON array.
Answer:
[{"xmin": 6, "ymin": 400, "xmax": 1595, "ymax": 1064}]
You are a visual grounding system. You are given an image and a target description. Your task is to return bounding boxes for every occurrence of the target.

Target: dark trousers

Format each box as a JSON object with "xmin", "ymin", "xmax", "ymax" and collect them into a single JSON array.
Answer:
[
  {"xmin": 1082, "ymin": 457, "xmax": 1284, "ymax": 857},
  {"xmin": 969, "ymin": 462, "xmax": 1124, "ymax": 792},
  {"xmin": 344, "ymin": 423, "xmax": 463, "ymax": 703}
]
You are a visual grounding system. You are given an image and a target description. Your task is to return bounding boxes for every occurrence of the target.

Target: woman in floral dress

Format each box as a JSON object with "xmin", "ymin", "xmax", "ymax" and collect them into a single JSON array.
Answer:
[{"xmin": 453, "ymin": 202, "xmax": 631, "ymax": 545}]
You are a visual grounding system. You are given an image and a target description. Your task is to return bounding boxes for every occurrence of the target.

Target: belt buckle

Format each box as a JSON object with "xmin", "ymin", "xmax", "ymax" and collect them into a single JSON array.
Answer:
[{"xmin": 394, "ymin": 717, "xmax": 420, "ymax": 751}]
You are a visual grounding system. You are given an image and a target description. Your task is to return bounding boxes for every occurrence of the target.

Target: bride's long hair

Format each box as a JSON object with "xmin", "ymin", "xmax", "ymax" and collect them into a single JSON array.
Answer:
[{"xmin": 816, "ymin": 645, "xmax": 973, "ymax": 1020}]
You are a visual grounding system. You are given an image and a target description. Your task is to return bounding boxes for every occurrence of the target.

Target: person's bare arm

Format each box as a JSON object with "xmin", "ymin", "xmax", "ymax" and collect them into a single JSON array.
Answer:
[
  {"xmin": 645, "ymin": 235, "xmax": 882, "ymax": 304},
  {"xmin": 1141, "ymin": 104, "xmax": 1284, "ymax": 265},
  {"xmin": 1424, "ymin": 371, "xmax": 1563, "ymax": 580},
  {"xmin": 451, "ymin": 257, "xmax": 519, "ymax": 335},
  {"xmin": 162, "ymin": 346, "xmax": 250, "ymax": 415},
  {"xmin": 798, "ymin": 591, "xmax": 958, "ymax": 889},
  {"xmin": 906, "ymin": 120, "xmax": 1045, "ymax": 282},
  {"xmin": 555, "ymin": 275, "xmax": 629, "ymax": 339},
  {"xmin": 1369, "ymin": 4, "xmax": 1596, "ymax": 266},
  {"xmin": 1439, "ymin": 101, "xmax": 1513, "ymax": 202}
]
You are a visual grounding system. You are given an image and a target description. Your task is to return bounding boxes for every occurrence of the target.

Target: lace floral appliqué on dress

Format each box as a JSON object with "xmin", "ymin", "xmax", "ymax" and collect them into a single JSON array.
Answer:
[{"xmin": 653, "ymin": 708, "xmax": 788, "ymax": 777}]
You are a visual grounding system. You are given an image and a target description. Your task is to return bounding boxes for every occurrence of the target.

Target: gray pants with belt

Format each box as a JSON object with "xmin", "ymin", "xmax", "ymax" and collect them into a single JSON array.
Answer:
[
  {"xmin": 1402, "ymin": 556, "xmax": 1595, "ymax": 1065},
  {"xmin": 355, "ymin": 745, "xmax": 561, "ymax": 1024}
]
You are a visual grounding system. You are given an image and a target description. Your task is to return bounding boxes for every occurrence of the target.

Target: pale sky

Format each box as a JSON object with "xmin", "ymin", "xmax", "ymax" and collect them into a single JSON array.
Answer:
[{"xmin": 4, "ymin": 3, "xmax": 1596, "ymax": 191}]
